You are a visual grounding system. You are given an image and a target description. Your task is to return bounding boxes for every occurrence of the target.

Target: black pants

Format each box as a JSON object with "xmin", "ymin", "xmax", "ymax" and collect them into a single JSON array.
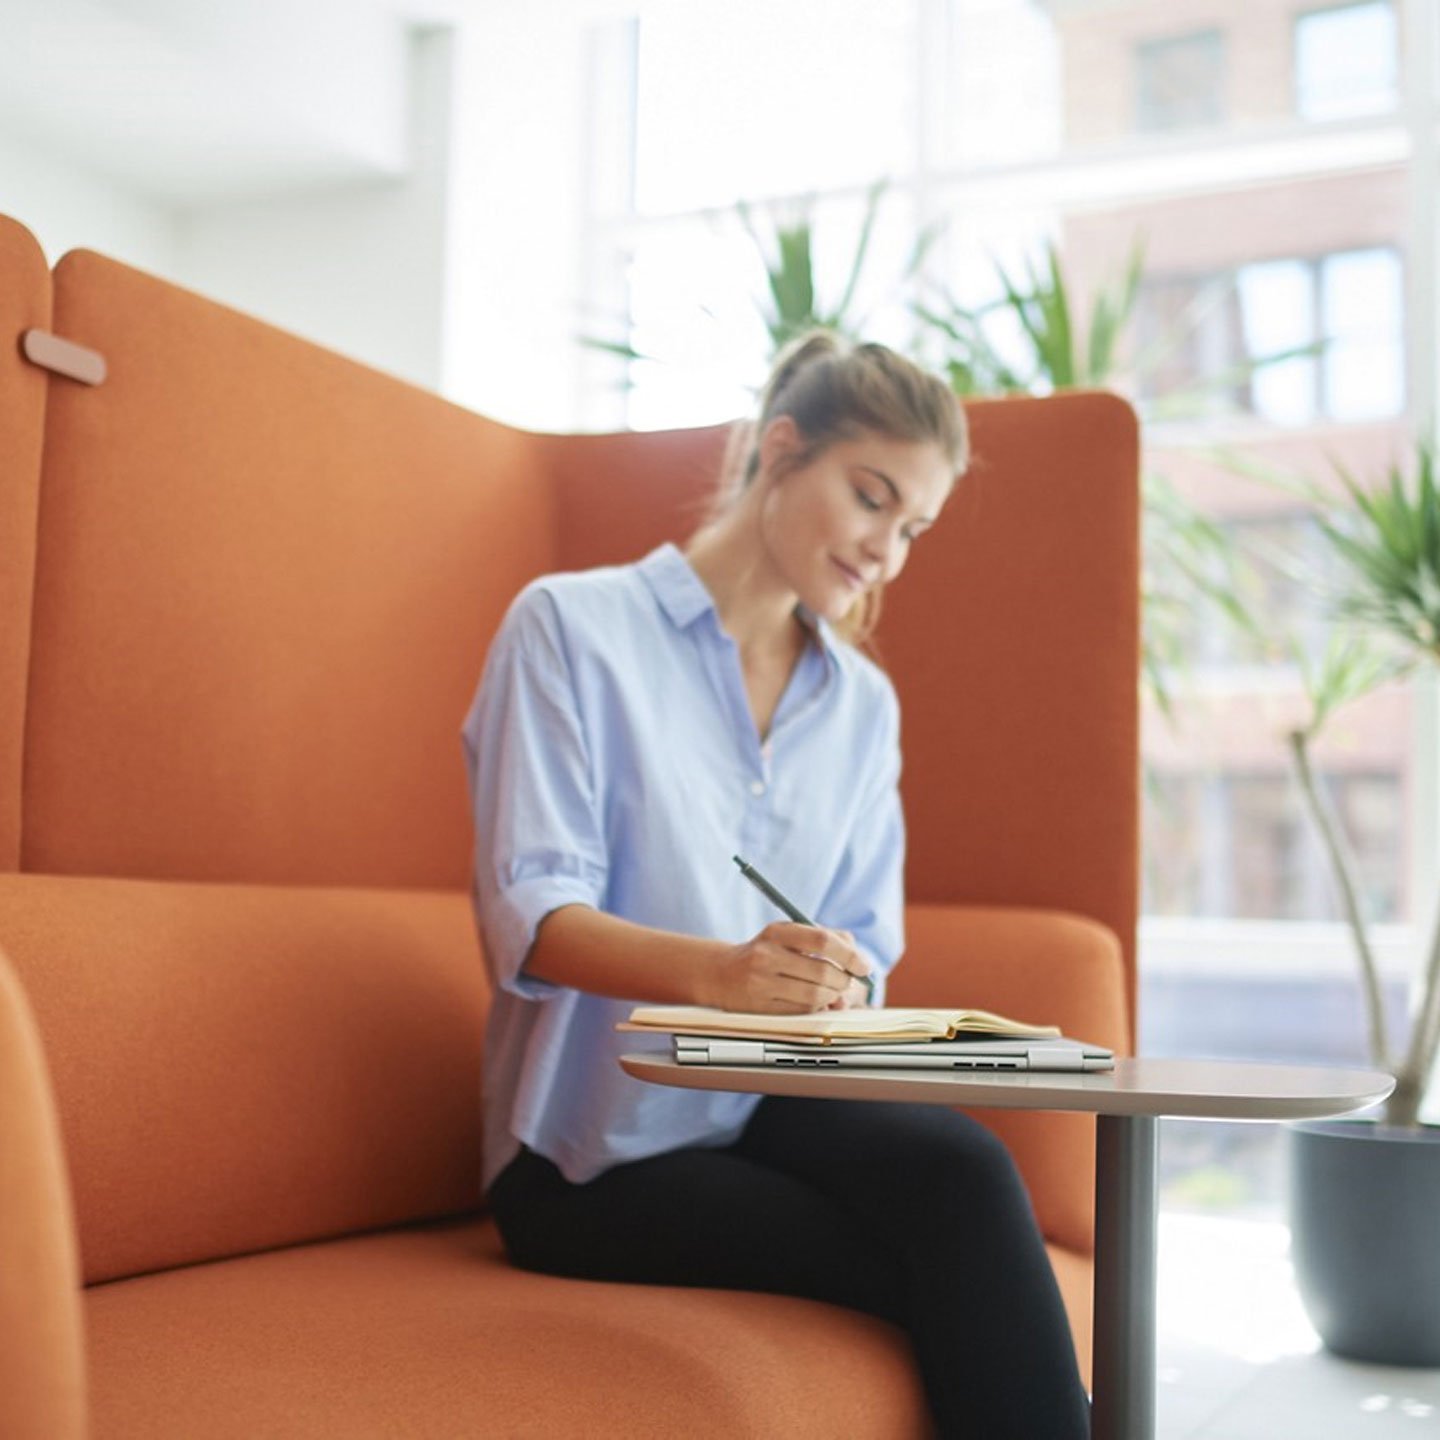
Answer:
[{"xmin": 487, "ymin": 1097, "xmax": 1090, "ymax": 1439}]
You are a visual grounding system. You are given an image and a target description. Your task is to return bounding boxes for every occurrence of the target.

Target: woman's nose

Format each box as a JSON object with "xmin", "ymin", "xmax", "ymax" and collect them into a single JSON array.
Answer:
[{"xmin": 864, "ymin": 525, "xmax": 904, "ymax": 575}]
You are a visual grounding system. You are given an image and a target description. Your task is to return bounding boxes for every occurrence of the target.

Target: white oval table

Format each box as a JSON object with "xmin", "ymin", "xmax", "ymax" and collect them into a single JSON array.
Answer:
[{"xmin": 620, "ymin": 1053, "xmax": 1394, "ymax": 1440}]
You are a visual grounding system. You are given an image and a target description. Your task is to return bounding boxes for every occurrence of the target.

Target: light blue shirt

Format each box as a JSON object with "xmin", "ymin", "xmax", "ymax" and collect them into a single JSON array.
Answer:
[{"xmin": 461, "ymin": 543, "xmax": 905, "ymax": 1187}]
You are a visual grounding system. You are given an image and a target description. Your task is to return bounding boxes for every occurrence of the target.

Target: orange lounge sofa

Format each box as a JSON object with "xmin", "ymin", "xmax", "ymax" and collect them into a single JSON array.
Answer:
[{"xmin": 0, "ymin": 210, "xmax": 1139, "ymax": 1439}]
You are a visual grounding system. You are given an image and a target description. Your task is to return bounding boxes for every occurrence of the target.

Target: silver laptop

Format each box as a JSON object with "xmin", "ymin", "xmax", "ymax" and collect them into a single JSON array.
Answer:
[{"xmin": 673, "ymin": 1035, "xmax": 1114, "ymax": 1072}]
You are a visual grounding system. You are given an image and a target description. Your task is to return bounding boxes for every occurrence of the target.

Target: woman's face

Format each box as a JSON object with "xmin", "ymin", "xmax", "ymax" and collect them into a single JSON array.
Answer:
[{"xmin": 757, "ymin": 422, "xmax": 955, "ymax": 623}]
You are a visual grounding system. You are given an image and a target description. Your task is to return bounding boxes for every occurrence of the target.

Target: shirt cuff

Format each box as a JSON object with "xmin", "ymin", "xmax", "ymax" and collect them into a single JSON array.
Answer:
[{"xmin": 487, "ymin": 873, "xmax": 602, "ymax": 1001}]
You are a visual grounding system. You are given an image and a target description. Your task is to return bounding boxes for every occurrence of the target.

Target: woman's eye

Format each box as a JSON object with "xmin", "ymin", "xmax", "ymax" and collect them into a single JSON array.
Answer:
[{"xmin": 854, "ymin": 488, "xmax": 882, "ymax": 512}]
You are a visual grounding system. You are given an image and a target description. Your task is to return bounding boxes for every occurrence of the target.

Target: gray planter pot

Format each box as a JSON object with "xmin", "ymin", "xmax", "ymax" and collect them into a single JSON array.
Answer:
[{"xmin": 1288, "ymin": 1118, "xmax": 1440, "ymax": 1367}]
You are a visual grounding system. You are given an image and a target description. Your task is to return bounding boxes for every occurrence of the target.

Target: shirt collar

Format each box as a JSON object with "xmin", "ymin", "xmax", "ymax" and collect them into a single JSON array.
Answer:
[
  {"xmin": 637, "ymin": 543, "xmax": 716, "ymax": 629},
  {"xmin": 638, "ymin": 541, "xmax": 843, "ymax": 667}
]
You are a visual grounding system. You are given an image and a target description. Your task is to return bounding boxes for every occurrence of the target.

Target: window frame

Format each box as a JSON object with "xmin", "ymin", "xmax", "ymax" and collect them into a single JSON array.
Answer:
[{"xmin": 577, "ymin": 0, "xmax": 1440, "ymax": 984}]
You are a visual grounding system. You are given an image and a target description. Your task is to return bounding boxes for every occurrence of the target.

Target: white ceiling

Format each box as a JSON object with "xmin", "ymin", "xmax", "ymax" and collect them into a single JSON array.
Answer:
[{"xmin": 0, "ymin": 0, "xmax": 431, "ymax": 206}]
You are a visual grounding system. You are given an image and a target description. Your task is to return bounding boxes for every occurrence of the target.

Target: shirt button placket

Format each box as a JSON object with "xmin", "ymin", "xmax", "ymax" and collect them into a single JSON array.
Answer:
[{"xmin": 740, "ymin": 742, "xmax": 772, "ymax": 854}]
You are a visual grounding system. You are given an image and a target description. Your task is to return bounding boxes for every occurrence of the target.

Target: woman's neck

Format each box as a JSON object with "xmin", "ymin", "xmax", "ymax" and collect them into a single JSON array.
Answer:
[{"xmin": 684, "ymin": 505, "xmax": 806, "ymax": 663}]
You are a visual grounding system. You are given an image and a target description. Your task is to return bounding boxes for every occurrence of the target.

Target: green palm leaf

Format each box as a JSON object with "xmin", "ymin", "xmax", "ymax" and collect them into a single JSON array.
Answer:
[{"xmin": 1320, "ymin": 450, "xmax": 1440, "ymax": 658}]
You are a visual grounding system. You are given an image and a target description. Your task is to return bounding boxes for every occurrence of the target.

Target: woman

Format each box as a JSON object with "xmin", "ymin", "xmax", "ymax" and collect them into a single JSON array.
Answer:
[{"xmin": 461, "ymin": 332, "xmax": 1090, "ymax": 1438}]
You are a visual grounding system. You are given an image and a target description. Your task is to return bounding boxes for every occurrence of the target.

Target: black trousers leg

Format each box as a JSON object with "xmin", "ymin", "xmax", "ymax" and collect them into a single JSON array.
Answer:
[
  {"xmin": 733, "ymin": 1098, "xmax": 1090, "ymax": 1439},
  {"xmin": 487, "ymin": 1137, "xmax": 907, "ymax": 1324},
  {"xmin": 488, "ymin": 1098, "xmax": 1089, "ymax": 1439}
]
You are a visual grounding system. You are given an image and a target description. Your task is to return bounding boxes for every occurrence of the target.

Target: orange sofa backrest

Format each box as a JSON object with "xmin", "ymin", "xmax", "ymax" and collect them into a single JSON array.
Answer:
[
  {"xmin": 3, "ymin": 217, "xmax": 1139, "ymax": 1290},
  {"xmin": 16, "ymin": 240, "xmax": 1139, "ymax": 1011},
  {"xmin": 23, "ymin": 249, "xmax": 552, "ymax": 891}
]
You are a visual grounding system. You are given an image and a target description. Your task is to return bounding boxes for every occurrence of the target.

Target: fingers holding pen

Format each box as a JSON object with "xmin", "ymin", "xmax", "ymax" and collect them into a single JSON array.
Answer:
[
  {"xmin": 768, "ymin": 922, "xmax": 868, "ymax": 984},
  {"xmin": 785, "ymin": 925, "xmax": 874, "ymax": 1011},
  {"xmin": 709, "ymin": 923, "xmax": 874, "ymax": 1014},
  {"xmin": 726, "ymin": 856, "xmax": 874, "ymax": 1010}
]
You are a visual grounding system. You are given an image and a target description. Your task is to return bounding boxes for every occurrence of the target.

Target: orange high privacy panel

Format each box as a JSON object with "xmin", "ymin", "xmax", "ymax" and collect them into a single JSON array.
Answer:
[
  {"xmin": 544, "ymin": 424, "xmax": 731, "ymax": 571},
  {"xmin": 24, "ymin": 250, "xmax": 554, "ymax": 890},
  {"xmin": 0, "ymin": 215, "xmax": 52, "ymax": 873},
  {"xmin": 550, "ymin": 394, "xmax": 1142, "ymax": 1043},
  {"xmin": 881, "ymin": 392, "xmax": 1141, "ymax": 1040}
]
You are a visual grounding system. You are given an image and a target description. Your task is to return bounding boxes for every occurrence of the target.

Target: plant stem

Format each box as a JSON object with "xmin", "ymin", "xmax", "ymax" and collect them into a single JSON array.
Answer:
[
  {"xmin": 1287, "ymin": 730, "xmax": 1394, "ymax": 1076},
  {"xmin": 1393, "ymin": 897, "xmax": 1440, "ymax": 1128}
]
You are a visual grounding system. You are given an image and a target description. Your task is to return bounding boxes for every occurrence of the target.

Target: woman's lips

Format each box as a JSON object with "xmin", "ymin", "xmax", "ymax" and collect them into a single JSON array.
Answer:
[{"xmin": 831, "ymin": 556, "xmax": 866, "ymax": 590}]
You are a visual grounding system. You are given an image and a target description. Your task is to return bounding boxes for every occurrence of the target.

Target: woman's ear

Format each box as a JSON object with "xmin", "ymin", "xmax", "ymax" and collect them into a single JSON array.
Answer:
[{"xmin": 756, "ymin": 415, "xmax": 803, "ymax": 482}]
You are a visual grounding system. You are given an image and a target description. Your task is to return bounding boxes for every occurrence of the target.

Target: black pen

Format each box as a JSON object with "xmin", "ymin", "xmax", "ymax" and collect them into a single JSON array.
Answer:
[{"xmin": 732, "ymin": 854, "xmax": 875, "ymax": 1003}]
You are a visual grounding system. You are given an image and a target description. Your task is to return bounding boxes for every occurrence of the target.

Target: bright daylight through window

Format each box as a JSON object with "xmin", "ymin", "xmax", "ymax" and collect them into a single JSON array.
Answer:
[{"xmin": 579, "ymin": 0, "xmax": 1438, "ymax": 1214}]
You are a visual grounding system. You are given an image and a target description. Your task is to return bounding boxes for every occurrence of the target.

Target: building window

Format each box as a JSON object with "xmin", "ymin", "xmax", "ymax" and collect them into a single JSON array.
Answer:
[
  {"xmin": 1134, "ymin": 271, "xmax": 1247, "ymax": 418},
  {"xmin": 1135, "ymin": 30, "xmax": 1225, "ymax": 134},
  {"xmin": 1294, "ymin": 1, "xmax": 1398, "ymax": 121},
  {"xmin": 1135, "ymin": 246, "xmax": 1404, "ymax": 425},
  {"xmin": 1238, "ymin": 246, "xmax": 1404, "ymax": 424}
]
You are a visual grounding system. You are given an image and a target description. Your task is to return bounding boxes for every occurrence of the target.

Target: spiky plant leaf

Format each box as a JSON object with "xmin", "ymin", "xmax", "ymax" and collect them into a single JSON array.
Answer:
[
  {"xmin": 1320, "ymin": 451, "xmax": 1440, "ymax": 660},
  {"xmin": 1292, "ymin": 629, "xmax": 1414, "ymax": 741}
]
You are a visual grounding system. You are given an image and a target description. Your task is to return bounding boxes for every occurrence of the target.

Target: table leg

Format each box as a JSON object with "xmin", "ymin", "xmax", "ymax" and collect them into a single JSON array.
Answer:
[{"xmin": 1092, "ymin": 1114, "xmax": 1158, "ymax": 1440}]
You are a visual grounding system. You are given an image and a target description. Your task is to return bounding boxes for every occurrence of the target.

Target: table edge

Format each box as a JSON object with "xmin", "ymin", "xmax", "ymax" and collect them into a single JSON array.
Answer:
[{"xmin": 619, "ymin": 1054, "xmax": 1396, "ymax": 1122}]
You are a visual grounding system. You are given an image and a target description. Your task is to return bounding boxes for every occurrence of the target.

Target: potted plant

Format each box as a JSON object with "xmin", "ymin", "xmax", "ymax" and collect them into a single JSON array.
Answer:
[{"xmin": 1257, "ymin": 448, "xmax": 1440, "ymax": 1365}]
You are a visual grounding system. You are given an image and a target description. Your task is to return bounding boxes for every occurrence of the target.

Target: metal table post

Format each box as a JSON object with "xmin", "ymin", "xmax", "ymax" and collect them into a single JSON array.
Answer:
[{"xmin": 1092, "ymin": 1113, "xmax": 1159, "ymax": 1440}]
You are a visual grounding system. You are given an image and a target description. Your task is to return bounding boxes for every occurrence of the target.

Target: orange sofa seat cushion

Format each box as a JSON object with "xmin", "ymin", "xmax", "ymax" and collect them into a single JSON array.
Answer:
[
  {"xmin": 0, "ymin": 875, "xmax": 487, "ymax": 1285},
  {"xmin": 84, "ymin": 1218, "xmax": 933, "ymax": 1439}
]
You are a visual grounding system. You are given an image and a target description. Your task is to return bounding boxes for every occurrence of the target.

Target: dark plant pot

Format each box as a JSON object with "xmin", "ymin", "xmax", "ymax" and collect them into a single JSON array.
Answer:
[{"xmin": 1288, "ymin": 1118, "xmax": 1440, "ymax": 1367}]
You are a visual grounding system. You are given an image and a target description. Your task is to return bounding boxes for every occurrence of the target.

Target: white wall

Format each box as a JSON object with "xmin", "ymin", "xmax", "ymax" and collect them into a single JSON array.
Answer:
[
  {"xmin": 174, "ymin": 26, "xmax": 455, "ymax": 391},
  {"xmin": 0, "ymin": 130, "xmax": 178, "ymax": 274},
  {"xmin": 0, "ymin": 0, "xmax": 624, "ymax": 425},
  {"xmin": 0, "ymin": 2, "xmax": 450, "ymax": 394}
]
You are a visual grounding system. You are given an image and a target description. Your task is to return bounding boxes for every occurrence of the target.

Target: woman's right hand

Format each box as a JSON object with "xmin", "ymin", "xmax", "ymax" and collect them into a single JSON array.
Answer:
[{"xmin": 703, "ymin": 922, "xmax": 872, "ymax": 1014}]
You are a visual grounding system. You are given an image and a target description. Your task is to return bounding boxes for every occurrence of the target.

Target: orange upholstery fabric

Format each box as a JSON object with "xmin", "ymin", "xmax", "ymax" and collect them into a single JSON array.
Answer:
[
  {"xmin": 2, "ymin": 218, "xmax": 1138, "ymax": 1436},
  {"xmin": 84, "ymin": 1219, "xmax": 931, "ymax": 1439},
  {"xmin": 0, "ymin": 216, "xmax": 50, "ymax": 871},
  {"xmin": 25, "ymin": 251, "xmax": 551, "ymax": 890},
  {"xmin": 890, "ymin": 905, "xmax": 1130, "ymax": 1257},
  {"xmin": 0, "ymin": 874, "xmax": 485, "ymax": 1285},
  {"xmin": 882, "ymin": 394, "xmax": 1141, "ymax": 1044},
  {"xmin": 0, "ymin": 951, "xmax": 87, "ymax": 1440},
  {"xmin": 1050, "ymin": 1244, "xmax": 1094, "ymax": 1394},
  {"xmin": 544, "ymin": 423, "xmax": 731, "ymax": 571}
]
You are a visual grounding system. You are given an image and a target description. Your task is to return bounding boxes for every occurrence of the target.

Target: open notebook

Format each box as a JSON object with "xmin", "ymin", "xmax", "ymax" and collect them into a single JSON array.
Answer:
[{"xmin": 620, "ymin": 1004, "xmax": 1064, "ymax": 1045}]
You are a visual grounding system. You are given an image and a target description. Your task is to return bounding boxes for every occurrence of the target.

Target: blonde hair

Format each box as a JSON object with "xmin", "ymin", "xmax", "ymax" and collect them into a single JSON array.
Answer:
[{"xmin": 714, "ymin": 330, "xmax": 969, "ymax": 647}]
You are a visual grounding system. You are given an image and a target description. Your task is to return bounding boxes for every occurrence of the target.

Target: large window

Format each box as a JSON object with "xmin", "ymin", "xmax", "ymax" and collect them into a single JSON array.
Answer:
[{"xmin": 578, "ymin": 0, "xmax": 1439, "ymax": 1204}]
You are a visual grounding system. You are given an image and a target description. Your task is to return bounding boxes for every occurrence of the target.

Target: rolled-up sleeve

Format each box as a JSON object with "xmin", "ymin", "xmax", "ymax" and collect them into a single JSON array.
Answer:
[
  {"xmin": 817, "ymin": 682, "xmax": 905, "ymax": 1005},
  {"xmin": 461, "ymin": 586, "xmax": 608, "ymax": 1000}
]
